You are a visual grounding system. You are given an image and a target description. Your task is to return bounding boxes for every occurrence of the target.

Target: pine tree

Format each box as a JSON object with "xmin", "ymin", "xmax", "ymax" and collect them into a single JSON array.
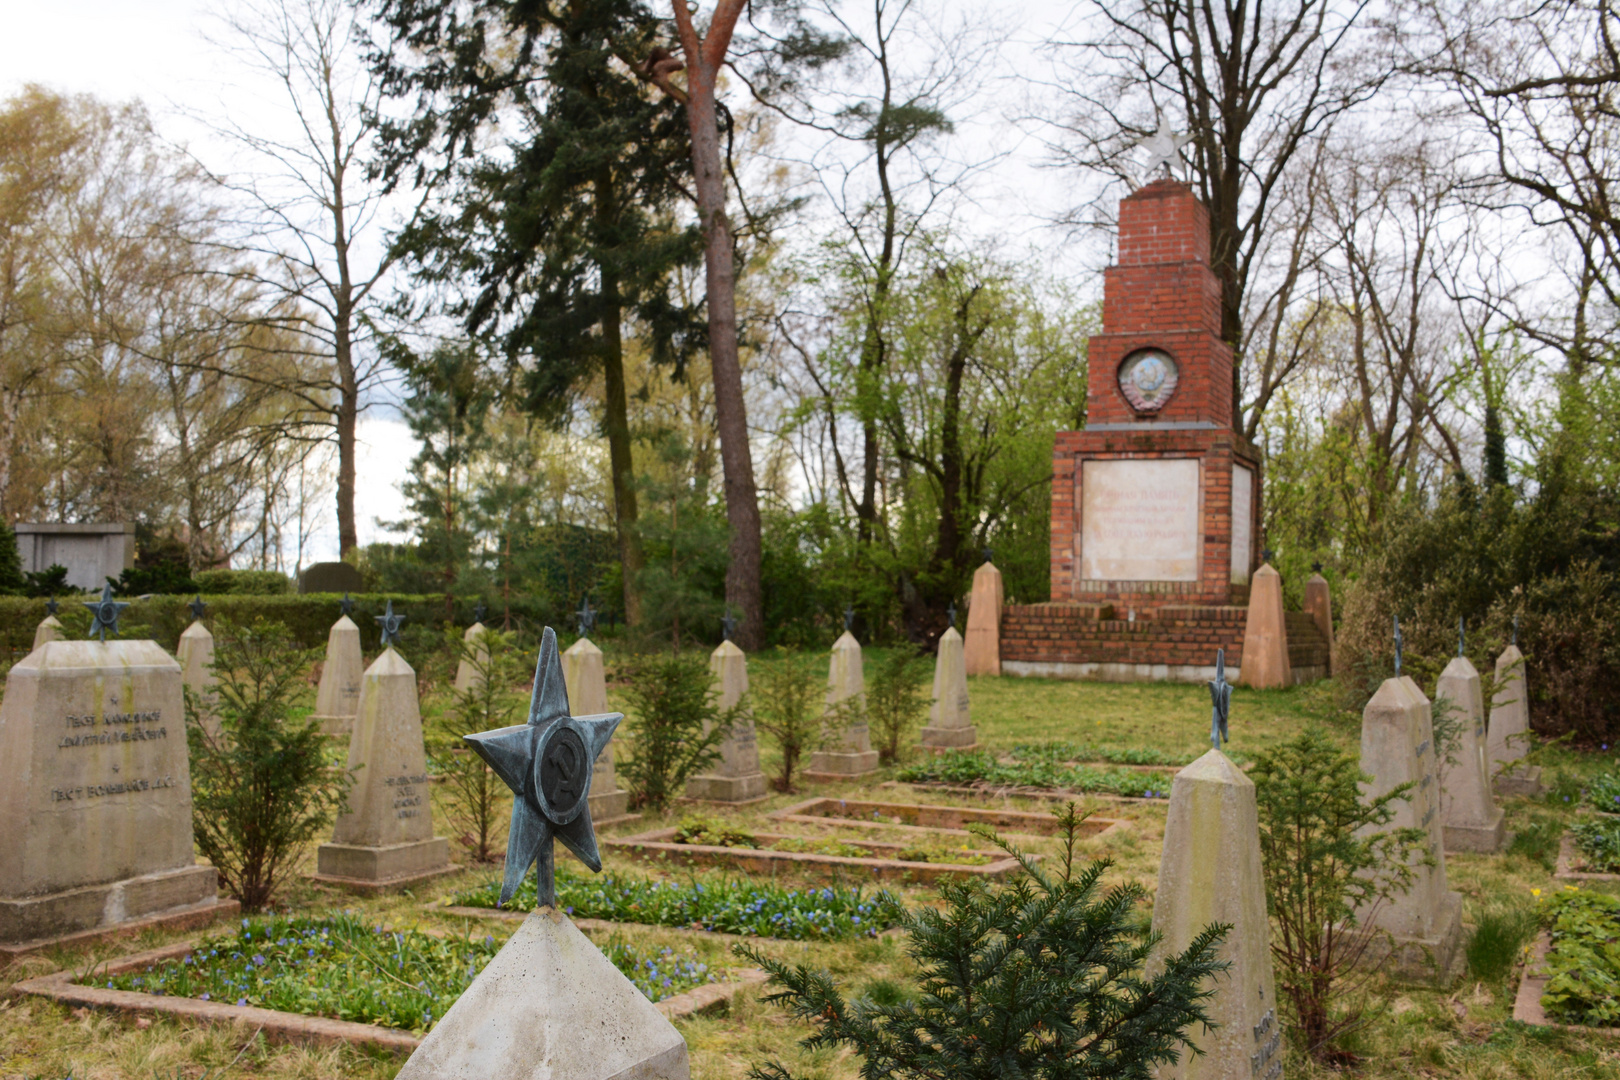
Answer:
[
  {"xmin": 0, "ymin": 520, "xmax": 23, "ymax": 594},
  {"xmin": 739, "ymin": 803, "xmax": 1230, "ymax": 1079},
  {"xmin": 372, "ymin": 0, "xmax": 704, "ymax": 631}
]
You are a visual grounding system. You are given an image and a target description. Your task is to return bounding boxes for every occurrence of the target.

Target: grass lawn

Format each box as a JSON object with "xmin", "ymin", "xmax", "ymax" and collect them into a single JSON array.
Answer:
[{"xmin": 2, "ymin": 651, "xmax": 1618, "ymax": 1079}]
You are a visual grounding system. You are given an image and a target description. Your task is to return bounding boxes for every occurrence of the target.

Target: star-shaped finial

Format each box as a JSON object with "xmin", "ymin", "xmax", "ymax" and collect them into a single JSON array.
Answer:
[
  {"xmin": 1262, "ymin": 547, "xmax": 1275, "ymax": 564},
  {"xmin": 983, "ymin": 547, "xmax": 994, "ymax": 565},
  {"xmin": 340, "ymin": 592, "xmax": 355, "ymax": 617},
  {"xmin": 575, "ymin": 595, "xmax": 596, "ymax": 638},
  {"xmin": 946, "ymin": 602, "xmax": 957, "ymax": 629},
  {"xmin": 844, "ymin": 605, "xmax": 856, "ymax": 632},
  {"xmin": 1138, "ymin": 114, "xmax": 1191, "ymax": 180},
  {"xmin": 85, "ymin": 584, "xmax": 130, "ymax": 643},
  {"xmin": 188, "ymin": 595, "xmax": 207, "ymax": 621},
  {"xmin": 1311, "ymin": 560, "xmax": 1323, "ymax": 574},
  {"xmin": 1393, "ymin": 614, "xmax": 1404, "ymax": 677},
  {"xmin": 473, "ymin": 601, "xmax": 487, "ymax": 625},
  {"xmin": 721, "ymin": 607, "xmax": 739, "ymax": 642},
  {"xmin": 45, "ymin": 596, "xmax": 59, "ymax": 616},
  {"xmin": 1209, "ymin": 648, "xmax": 1232, "ymax": 750},
  {"xmin": 465, "ymin": 627, "xmax": 622, "ymax": 909},
  {"xmin": 376, "ymin": 599, "xmax": 405, "ymax": 648},
  {"xmin": 1457, "ymin": 616, "xmax": 1466, "ymax": 657}
]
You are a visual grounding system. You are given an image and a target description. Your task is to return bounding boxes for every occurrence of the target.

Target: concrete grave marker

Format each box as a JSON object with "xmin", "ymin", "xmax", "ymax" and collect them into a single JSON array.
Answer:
[
  {"xmin": 1355, "ymin": 676, "xmax": 1465, "ymax": 985},
  {"xmin": 453, "ymin": 621, "xmax": 489, "ymax": 695},
  {"xmin": 1239, "ymin": 564, "xmax": 1291, "ymax": 689},
  {"xmin": 685, "ymin": 641, "xmax": 768, "ymax": 802},
  {"xmin": 807, "ymin": 631, "xmax": 879, "ymax": 778},
  {"xmin": 176, "ymin": 620, "xmax": 219, "ymax": 735},
  {"xmin": 1150, "ymin": 749, "xmax": 1281, "ymax": 1080},
  {"xmin": 311, "ymin": 615, "xmax": 364, "ymax": 737},
  {"xmin": 964, "ymin": 560, "xmax": 1003, "ymax": 676},
  {"xmin": 0, "ymin": 640, "xmax": 228, "ymax": 950},
  {"xmin": 315, "ymin": 645, "xmax": 452, "ymax": 890},
  {"xmin": 32, "ymin": 615, "xmax": 63, "ymax": 652},
  {"xmin": 562, "ymin": 637, "xmax": 631, "ymax": 823},
  {"xmin": 1303, "ymin": 571, "xmax": 1335, "ymax": 675},
  {"xmin": 1488, "ymin": 643, "xmax": 1542, "ymax": 798},
  {"xmin": 1435, "ymin": 654, "xmax": 1506, "ymax": 852},
  {"xmin": 920, "ymin": 626, "xmax": 977, "ymax": 750}
]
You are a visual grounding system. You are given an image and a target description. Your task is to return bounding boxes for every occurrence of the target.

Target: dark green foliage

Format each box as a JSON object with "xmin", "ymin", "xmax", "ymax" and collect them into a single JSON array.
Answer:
[
  {"xmin": 1569, "ymin": 819, "xmax": 1620, "ymax": 872},
  {"xmin": 22, "ymin": 564, "xmax": 68, "ymax": 598},
  {"xmin": 631, "ymin": 434, "xmax": 728, "ymax": 650},
  {"xmin": 112, "ymin": 562, "xmax": 196, "ymax": 596},
  {"xmin": 431, "ymin": 627, "xmax": 522, "ymax": 862},
  {"xmin": 750, "ymin": 650, "xmax": 825, "ymax": 792},
  {"xmin": 1251, "ymin": 727, "xmax": 1431, "ymax": 1059},
  {"xmin": 866, "ymin": 646, "xmax": 930, "ymax": 764},
  {"xmin": 0, "ymin": 521, "xmax": 22, "ymax": 594},
  {"xmin": 1483, "ymin": 403, "xmax": 1510, "ymax": 488},
  {"xmin": 192, "ymin": 569, "xmax": 291, "ymax": 595},
  {"xmin": 895, "ymin": 749, "xmax": 1172, "ymax": 799},
  {"xmin": 618, "ymin": 652, "xmax": 728, "ymax": 812},
  {"xmin": 1466, "ymin": 903, "xmax": 1539, "ymax": 983},
  {"xmin": 1540, "ymin": 887, "xmax": 1620, "ymax": 1027},
  {"xmin": 738, "ymin": 803, "xmax": 1229, "ymax": 1080},
  {"xmin": 187, "ymin": 619, "xmax": 349, "ymax": 912}
]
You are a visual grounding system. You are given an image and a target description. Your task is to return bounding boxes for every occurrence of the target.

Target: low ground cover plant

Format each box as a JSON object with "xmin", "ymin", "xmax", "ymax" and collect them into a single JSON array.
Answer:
[
  {"xmin": 1583, "ymin": 771, "xmax": 1620, "ymax": 814},
  {"xmin": 1011, "ymin": 741, "xmax": 1194, "ymax": 767},
  {"xmin": 673, "ymin": 815, "xmax": 758, "ymax": 847},
  {"xmin": 1568, "ymin": 819, "xmax": 1620, "ymax": 872},
  {"xmin": 449, "ymin": 872, "xmax": 895, "ymax": 941},
  {"xmin": 897, "ymin": 748, "xmax": 1171, "ymax": 798},
  {"xmin": 738, "ymin": 803, "xmax": 1229, "ymax": 1079},
  {"xmin": 1541, "ymin": 886, "xmax": 1620, "ymax": 1026}
]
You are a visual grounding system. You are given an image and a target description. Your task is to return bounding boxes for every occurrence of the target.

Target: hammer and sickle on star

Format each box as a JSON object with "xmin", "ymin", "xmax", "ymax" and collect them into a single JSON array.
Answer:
[{"xmin": 547, "ymin": 739, "xmax": 584, "ymax": 801}]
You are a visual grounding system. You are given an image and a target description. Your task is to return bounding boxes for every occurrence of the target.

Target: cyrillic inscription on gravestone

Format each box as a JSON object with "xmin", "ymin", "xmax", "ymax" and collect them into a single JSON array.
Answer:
[{"xmin": 1080, "ymin": 458, "xmax": 1200, "ymax": 582}]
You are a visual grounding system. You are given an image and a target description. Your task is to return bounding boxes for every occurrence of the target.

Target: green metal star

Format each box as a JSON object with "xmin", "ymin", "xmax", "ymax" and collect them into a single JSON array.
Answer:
[
  {"xmin": 84, "ymin": 584, "xmax": 129, "ymax": 643},
  {"xmin": 376, "ymin": 599, "xmax": 405, "ymax": 648},
  {"xmin": 464, "ymin": 627, "xmax": 621, "ymax": 909},
  {"xmin": 340, "ymin": 592, "xmax": 355, "ymax": 617}
]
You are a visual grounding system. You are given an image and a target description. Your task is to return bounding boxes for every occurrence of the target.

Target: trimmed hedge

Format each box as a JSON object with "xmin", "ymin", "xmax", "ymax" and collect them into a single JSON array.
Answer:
[
  {"xmin": 193, "ymin": 569, "xmax": 292, "ymax": 595},
  {"xmin": 1, "ymin": 593, "xmax": 577, "ymax": 655}
]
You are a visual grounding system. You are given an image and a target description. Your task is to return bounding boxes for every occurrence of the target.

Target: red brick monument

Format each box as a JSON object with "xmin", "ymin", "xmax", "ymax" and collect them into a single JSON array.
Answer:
[{"xmin": 1000, "ymin": 180, "xmax": 1327, "ymax": 682}]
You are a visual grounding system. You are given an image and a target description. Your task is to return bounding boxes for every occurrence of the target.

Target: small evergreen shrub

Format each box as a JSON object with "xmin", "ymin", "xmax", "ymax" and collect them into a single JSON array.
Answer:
[
  {"xmin": 0, "ymin": 522, "xmax": 22, "ymax": 595},
  {"xmin": 866, "ymin": 646, "xmax": 930, "ymax": 765},
  {"xmin": 187, "ymin": 619, "xmax": 350, "ymax": 912},
  {"xmin": 751, "ymin": 651, "xmax": 825, "ymax": 792},
  {"xmin": 430, "ymin": 627, "xmax": 522, "ymax": 862},
  {"xmin": 619, "ymin": 652, "xmax": 728, "ymax": 812},
  {"xmin": 739, "ymin": 803, "xmax": 1230, "ymax": 1079}
]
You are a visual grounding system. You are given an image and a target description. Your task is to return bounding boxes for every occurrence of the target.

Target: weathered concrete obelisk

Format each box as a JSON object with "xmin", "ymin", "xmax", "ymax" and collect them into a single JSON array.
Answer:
[
  {"xmin": 685, "ymin": 630, "xmax": 768, "ymax": 802},
  {"xmin": 1488, "ymin": 636, "xmax": 1542, "ymax": 797},
  {"xmin": 175, "ymin": 598, "xmax": 217, "ymax": 734},
  {"xmin": 1436, "ymin": 640, "xmax": 1506, "ymax": 853},
  {"xmin": 454, "ymin": 619, "xmax": 490, "ymax": 695},
  {"xmin": 806, "ymin": 620, "xmax": 879, "ymax": 779},
  {"xmin": 0, "ymin": 587, "xmax": 231, "ymax": 954},
  {"xmin": 963, "ymin": 558, "xmax": 1003, "ymax": 676},
  {"xmin": 1239, "ymin": 563, "xmax": 1291, "ymax": 689},
  {"xmin": 562, "ymin": 635, "xmax": 632, "ymax": 823},
  {"xmin": 32, "ymin": 600, "xmax": 63, "ymax": 651},
  {"xmin": 395, "ymin": 628, "xmax": 687, "ymax": 1080},
  {"xmin": 1356, "ymin": 646, "xmax": 1465, "ymax": 984},
  {"xmin": 919, "ymin": 625, "xmax": 976, "ymax": 750},
  {"xmin": 1303, "ymin": 568, "xmax": 1335, "ymax": 675},
  {"xmin": 315, "ymin": 603, "xmax": 452, "ymax": 891},
  {"xmin": 312, "ymin": 597, "xmax": 364, "ymax": 737}
]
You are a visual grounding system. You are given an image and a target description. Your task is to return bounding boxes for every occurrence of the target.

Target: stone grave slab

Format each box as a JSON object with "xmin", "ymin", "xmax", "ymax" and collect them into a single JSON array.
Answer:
[
  {"xmin": 806, "ymin": 631, "xmax": 879, "ymax": 779},
  {"xmin": 312, "ymin": 614, "xmax": 364, "ymax": 737},
  {"xmin": 964, "ymin": 561, "xmax": 1003, "ymax": 676},
  {"xmin": 1488, "ymin": 643, "xmax": 1543, "ymax": 798},
  {"xmin": 1150, "ymin": 749, "xmax": 1281, "ymax": 1080},
  {"xmin": 453, "ymin": 621, "xmax": 489, "ymax": 695},
  {"xmin": 1356, "ymin": 676, "xmax": 1465, "ymax": 985},
  {"xmin": 1435, "ymin": 655, "xmax": 1507, "ymax": 853},
  {"xmin": 562, "ymin": 637, "xmax": 634, "ymax": 824},
  {"xmin": 919, "ymin": 626, "xmax": 977, "ymax": 751},
  {"xmin": 685, "ymin": 640, "xmax": 768, "ymax": 803},
  {"xmin": 315, "ymin": 647, "xmax": 452, "ymax": 891},
  {"xmin": 0, "ymin": 640, "xmax": 231, "ymax": 952}
]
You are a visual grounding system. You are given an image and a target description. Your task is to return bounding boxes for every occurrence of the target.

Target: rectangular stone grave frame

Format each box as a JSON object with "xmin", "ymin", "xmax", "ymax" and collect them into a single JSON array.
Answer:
[
  {"xmin": 768, "ymin": 797, "xmax": 1126, "ymax": 842},
  {"xmin": 606, "ymin": 826, "xmax": 1029, "ymax": 882}
]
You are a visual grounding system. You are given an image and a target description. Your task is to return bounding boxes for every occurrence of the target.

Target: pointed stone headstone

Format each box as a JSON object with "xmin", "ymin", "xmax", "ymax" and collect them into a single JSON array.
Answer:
[
  {"xmin": 1239, "ymin": 564, "xmax": 1291, "ymax": 689},
  {"xmin": 1435, "ymin": 655, "xmax": 1506, "ymax": 852},
  {"xmin": 562, "ymin": 637, "xmax": 631, "ymax": 823},
  {"xmin": 453, "ymin": 621, "xmax": 489, "ymax": 695},
  {"xmin": 963, "ymin": 561, "xmax": 1003, "ymax": 676},
  {"xmin": 32, "ymin": 615, "xmax": 63, "ymax": 652},
  {"xmin": 394, "ymin": 906, "xmax": 689, "ymax": 1079},
  {"xmin": 315, "ymin": 648, "xmax": 452, "ymax": 890},
  {"xmin": 0, "ymin": 641, "xmax": 227, "ymax": 950},
  {"xmin": 1150, "ymin": 749, "xmax": 1281, "ymax": 1080},
  {"xmin": 685, "ymin": 641, "xmax": 767, "ymax": 802},
  {"xmin": 175, "ymin": 621, "xmax": 219, "ymax": 735},
  {"xmin": 920, "ymin": 627, "xmax": 976, "ymax": 750},
  {"xmin": 311, "ymin": 614, "xmax": 364, "ymax": 737},
  {"xmin": 1303, "ymin": 572, "xmax": 1335, "ymax": 675},
  {"xmin": 1355, "ymin": 676, "xmax": 1464, "ymax": 985},
  {"xmin": 806, "ymin": 631, "xmax": 879, "ymax": 778},
  {"xmin": 1487, "ymin": 643, "xmax": 1541, "ymax": 798}
]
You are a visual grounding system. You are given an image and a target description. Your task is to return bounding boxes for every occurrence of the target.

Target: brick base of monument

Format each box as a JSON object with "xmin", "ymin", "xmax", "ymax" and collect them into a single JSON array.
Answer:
[
  {"xmin": 1443, "ymin": 807, "xmax": 1509, "ymax": 854},
  {"xmin": 0, "ymin": 865, "xmax": 232, "ymax": 956},
  {"xmin": 313, "ymin": 838, "xmax": 454, "ymax": 894},
  {"xmin": 1001, "ymin": 602, "xmax": 1329, "ymax": 684}
]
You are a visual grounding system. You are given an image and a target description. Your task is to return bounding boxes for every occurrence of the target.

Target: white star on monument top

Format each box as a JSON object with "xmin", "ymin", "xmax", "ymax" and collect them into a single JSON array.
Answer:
[{"xmin": 1139, "ymin": 115, "xmax": 1191, "ymax": 180}]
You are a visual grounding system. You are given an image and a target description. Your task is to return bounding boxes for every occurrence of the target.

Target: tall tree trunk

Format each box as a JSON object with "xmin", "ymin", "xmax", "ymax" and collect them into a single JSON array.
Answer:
[
  {"xmin": 334, "ymin": 305, "xmax": 359, "ymax": 559},
  {"xmin": 671, "ymin": 0, "xmax": 764, "ymax": 650}
]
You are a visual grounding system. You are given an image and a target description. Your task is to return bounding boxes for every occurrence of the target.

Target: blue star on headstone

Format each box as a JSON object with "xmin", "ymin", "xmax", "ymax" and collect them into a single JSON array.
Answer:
[
  {"xmin": 983, "ymin": 547, "xmax": 994, "ymax": 564},
  {"xmin": 45, "ymin": 596, "xmax": 59, "ymax": 616},
  {"xmin": 1393, "ymin": 614, "xmax": 1404, "ymax": 677},
  {"xmin": 465, "ymin": 627, "xmax": 622, "ymax": 909},
  {"xmin": 576, "ymin": 596, "xmax": 596, "ymax": 638},
  {"xmin": 188, "ymin": 595, "xmax": 207, "ymax": 621},
  {"xmin": 946, "ymin": 603, "xmax": 957, "ymax": 629},
  {"xmin": 721, "ymin": 608, "xmax": 739, "ymax": 642},
  {"xmin": 85, "ymin": 584, "xmax": 129, "ymax": 643},
  {"xmin": 376, "ymin": 599, "xmax": 405, "ymax": 648},
  {"xmin": 1209, "ymin": 648, "xmax": 1232, "ymax": 751},
  {"xmin": 339, "ymin": 592, "xmax": 355, "ymax": 617},
  {"xmin": 473, "ymin": 601, "xmax": 488, "ymax": 625}
]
